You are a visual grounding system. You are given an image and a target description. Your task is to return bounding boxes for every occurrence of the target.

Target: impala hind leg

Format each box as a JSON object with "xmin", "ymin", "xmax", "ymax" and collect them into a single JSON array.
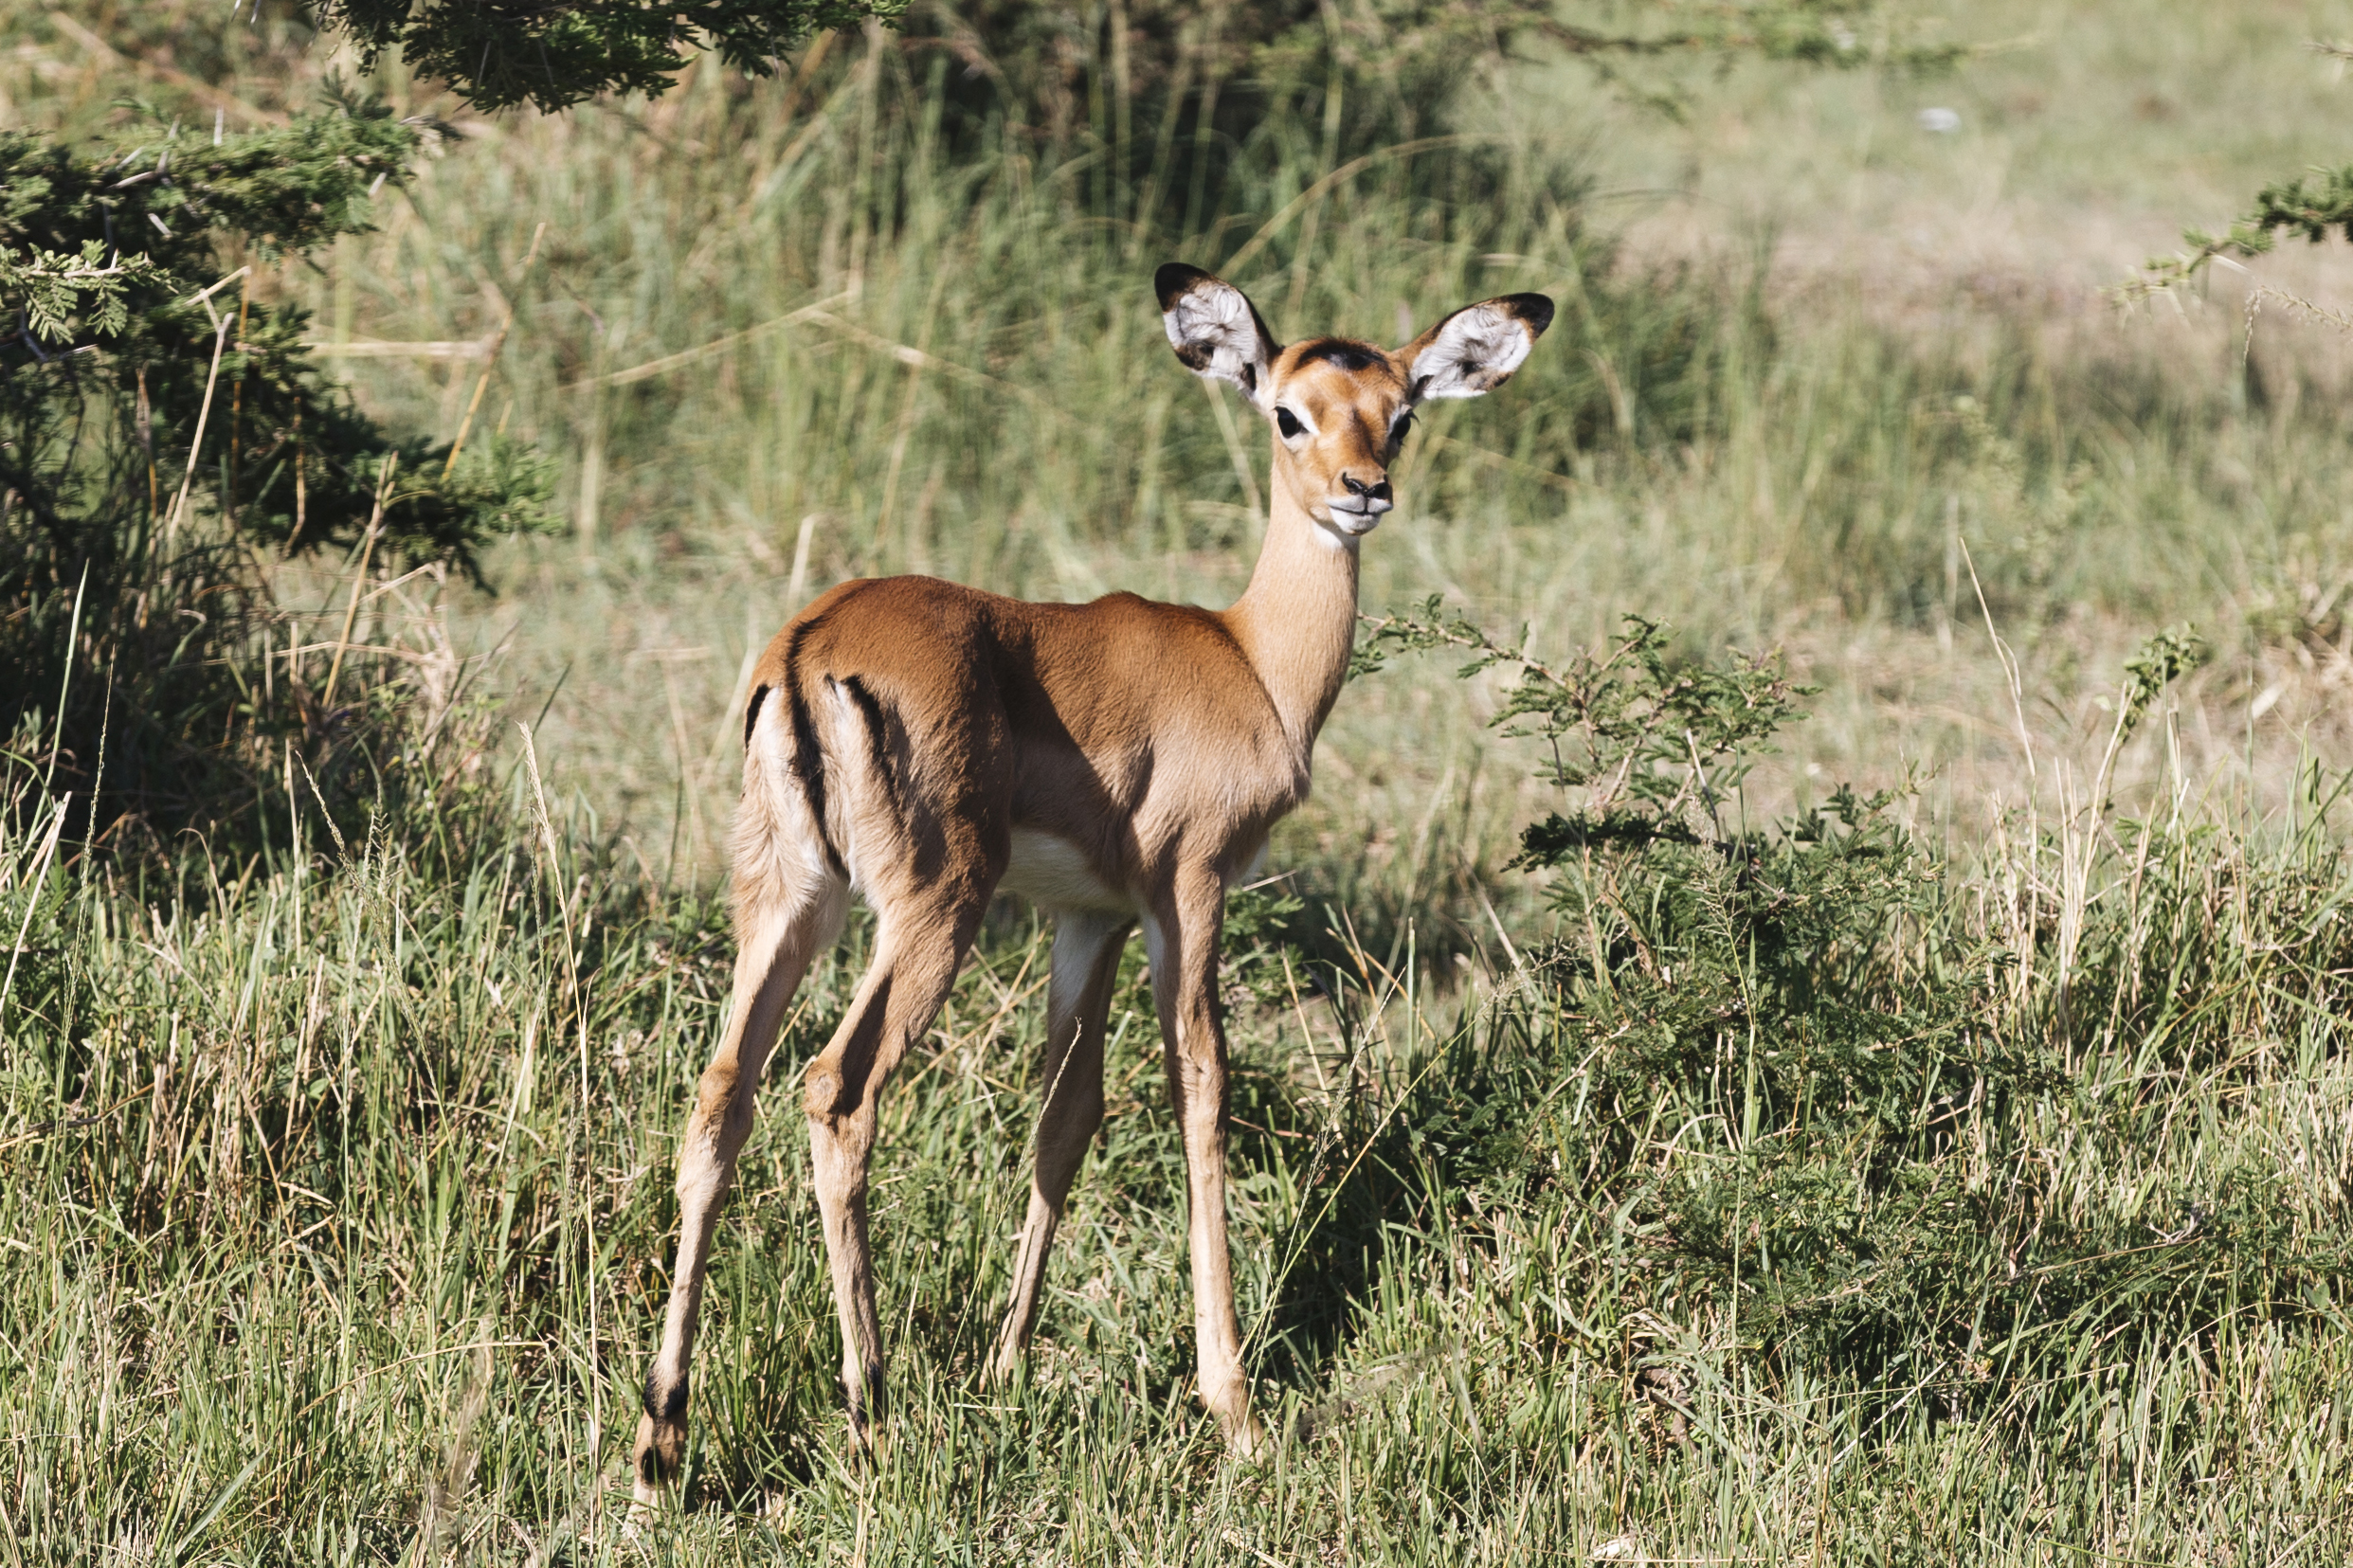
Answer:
[
  {"xmin": 988, "ymin": 910, "xmax": 1134, "ymax": 1382},
  {"xmin": 635, "ymin": 876, "xmax": 847, "ymax": 1505},
  {"xmin": 804, "ymin": 894, "xmax": 988, "ymax": 1449},
  {"xmin": 1147, "ymin": 880, "xmax": 1266, "ymax": 1457}
]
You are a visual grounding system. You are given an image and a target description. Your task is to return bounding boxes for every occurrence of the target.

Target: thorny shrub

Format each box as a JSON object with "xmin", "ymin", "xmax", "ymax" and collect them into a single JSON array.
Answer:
[{"xmin": 1335, "ymin": 606, "xmax": 2353, "ymax": 1438}]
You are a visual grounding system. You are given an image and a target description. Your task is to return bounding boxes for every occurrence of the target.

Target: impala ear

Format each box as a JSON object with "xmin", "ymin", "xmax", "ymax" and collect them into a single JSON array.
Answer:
[
  {"xmin": 1400, "ymin": 293, "xmax": 1554, "ymax": 402},
  {"xmin": 1155, "ymin": 262, "xmax": 1280, "ymax": 410}
]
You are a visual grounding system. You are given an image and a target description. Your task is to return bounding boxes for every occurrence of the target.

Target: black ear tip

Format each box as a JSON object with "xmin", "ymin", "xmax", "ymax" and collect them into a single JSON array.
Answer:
[
  {"xmin": 1506, "ymin": 293, "xmax": 1556, "ymax": 336},
  {"xmin": 1155, "ymin": 261, "xmax": 1213, "ymax": 311}
]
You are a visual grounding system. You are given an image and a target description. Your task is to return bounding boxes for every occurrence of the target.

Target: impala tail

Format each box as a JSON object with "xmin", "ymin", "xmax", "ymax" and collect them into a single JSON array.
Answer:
[{"xmin": 734, "ymin": 641, "xmax": 850, "ymax": 924}]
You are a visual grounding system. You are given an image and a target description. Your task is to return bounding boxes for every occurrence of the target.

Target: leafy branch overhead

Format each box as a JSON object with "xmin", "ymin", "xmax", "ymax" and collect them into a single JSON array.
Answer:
[
  {"xmin": 0, "ymin": 243, "xmax": 165, "ymax": 341},
  {"xmin": 2129, "ymin": 161, "xmax": 2353, "ymax": 297},
  {"xmin": 305, "ymin": 0, "xmax": 908, "ymax": 111},
  {"xmin": 0, "ymin": 99, "xmax": 553, "ymax": 574},
  {"xmin": 2127, "ymin": 41, "xmax": 2353, "ymax": 296},
  {"xmin": 294, "ymin": 0, "xmax": 1959, "ymax": 119}
]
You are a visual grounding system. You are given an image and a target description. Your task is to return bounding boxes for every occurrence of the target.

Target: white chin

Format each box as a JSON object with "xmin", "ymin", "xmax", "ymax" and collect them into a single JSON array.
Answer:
[{"xmin": 1325, "ymin": 511, "xmax": 1382, "ymax": 539}]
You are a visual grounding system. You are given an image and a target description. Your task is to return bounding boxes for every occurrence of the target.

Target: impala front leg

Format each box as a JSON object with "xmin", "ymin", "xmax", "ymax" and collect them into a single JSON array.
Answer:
[
  {"xmin": 991, "ymin": 910, "xmax": 1133, "ymax": 1380},
  {"xmin": 1146, "ymin": 877, "xmax": 1266, "ymax": 1457}
]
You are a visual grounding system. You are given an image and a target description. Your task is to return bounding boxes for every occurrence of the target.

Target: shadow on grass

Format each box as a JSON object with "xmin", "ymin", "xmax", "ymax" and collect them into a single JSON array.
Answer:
[{"xmin": 1234, "ymin": 982, "xmax": 1548, "ymax": 1399}]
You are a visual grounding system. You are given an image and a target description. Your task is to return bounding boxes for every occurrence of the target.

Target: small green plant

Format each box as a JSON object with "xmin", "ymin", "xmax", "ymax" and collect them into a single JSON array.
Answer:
[
  {"xmin": 2113, "ymin": 622, "xmax": 2209, "ymax": 748},
  {"xmin": 1354, "ymin": 600, "xmax": 1814, "ymax": 853},
  {"xmin": 1221, "ymin": 879, "xmax": 1312, "ymax": 1009}
]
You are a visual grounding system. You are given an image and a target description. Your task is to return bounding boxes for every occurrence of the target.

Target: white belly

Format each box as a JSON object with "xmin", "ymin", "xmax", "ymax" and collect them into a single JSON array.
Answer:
[{"xmin": 1000, "ymin": 829, "xmax": 1137, "ymax": 913}]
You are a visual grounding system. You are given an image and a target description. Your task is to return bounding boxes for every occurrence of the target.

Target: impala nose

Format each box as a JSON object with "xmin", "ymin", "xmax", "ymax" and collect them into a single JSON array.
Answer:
[{"xmin": 1341, "ymin": 472, "xmax": 1393, "ymax": 513}]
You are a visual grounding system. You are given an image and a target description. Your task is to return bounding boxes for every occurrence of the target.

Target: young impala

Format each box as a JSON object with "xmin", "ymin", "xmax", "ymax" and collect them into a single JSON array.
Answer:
[{"xmin": 633, "ymin": 263, "xmax": 1551, "ymax": 1500}]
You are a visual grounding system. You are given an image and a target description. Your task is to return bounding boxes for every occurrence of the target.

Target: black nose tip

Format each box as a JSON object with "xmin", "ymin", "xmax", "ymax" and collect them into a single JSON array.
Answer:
[{"xmin": 1344, "ymin": 474, "xmax": 1391, "ymax": 501}]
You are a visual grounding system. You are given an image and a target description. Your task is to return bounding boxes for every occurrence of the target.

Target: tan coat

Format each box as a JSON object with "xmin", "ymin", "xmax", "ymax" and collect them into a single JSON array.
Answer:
[{"xmin": 633, "ymin": 263, "xmax": 1553, "ymax": 1502}]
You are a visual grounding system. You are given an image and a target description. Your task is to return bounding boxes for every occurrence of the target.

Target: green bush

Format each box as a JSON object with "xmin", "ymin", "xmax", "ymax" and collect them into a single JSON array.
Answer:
[
  {"xmin": 1, "ymin": 94, "xmax": 553, "ymax": 870},
  {"xmin": 1348, "ymin": 605, "xmax": 2351, "ymax": 1452}
]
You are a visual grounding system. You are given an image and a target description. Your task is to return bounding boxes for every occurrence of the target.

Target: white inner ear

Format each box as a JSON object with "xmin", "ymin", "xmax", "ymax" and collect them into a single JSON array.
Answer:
[
  {"xmin": 1408, "ymin": 303, "xmax": 1535, "ymax": 402},
  {"xmin": 1166, "ymin": 283, "xmax": 1275, "ymax": 406}
]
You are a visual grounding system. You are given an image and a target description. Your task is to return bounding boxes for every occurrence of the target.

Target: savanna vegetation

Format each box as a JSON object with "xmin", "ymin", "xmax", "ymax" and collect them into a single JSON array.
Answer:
[{"xmin": 6, "ymin": 2, "xmax": 2353, "ymax": 1562}]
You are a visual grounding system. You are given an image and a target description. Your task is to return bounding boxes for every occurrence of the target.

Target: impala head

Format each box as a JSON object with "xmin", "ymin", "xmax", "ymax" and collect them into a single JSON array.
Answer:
[{"xmin": 1154, "ymin": 262, "xmax": 1553, "ymax": 542}]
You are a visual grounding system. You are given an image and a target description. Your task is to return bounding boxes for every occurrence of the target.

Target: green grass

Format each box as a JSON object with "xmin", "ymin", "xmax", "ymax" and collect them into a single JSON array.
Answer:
[
  {"xmin": 10, "ymin": 2, "xmax": 2353, "ymax": 1560},
  {"xmin": 7, "ymin": 679, "xmax": 2353, "ymax": 1562}
]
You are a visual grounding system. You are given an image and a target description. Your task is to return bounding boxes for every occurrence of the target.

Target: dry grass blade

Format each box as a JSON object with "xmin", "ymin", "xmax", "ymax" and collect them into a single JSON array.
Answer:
[{"xmin": 318, "ymin": 449, "xmax": 398, "ymax": 717}]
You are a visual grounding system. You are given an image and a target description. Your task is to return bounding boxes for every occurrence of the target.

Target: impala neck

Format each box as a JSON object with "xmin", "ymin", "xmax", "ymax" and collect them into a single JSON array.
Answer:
[{"xmin": 1221, "ymin": 456, "xmax": 1362, "ymax": 753}]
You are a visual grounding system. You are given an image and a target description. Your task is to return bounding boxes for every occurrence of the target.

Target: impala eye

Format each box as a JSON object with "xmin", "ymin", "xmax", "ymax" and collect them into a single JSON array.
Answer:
[
  {"xmin": 1276, "ymin": 406, "xmax": 1305, "ymax": 440},
  {"xmin": 1388, "ymin": 410, "xmax": 1415, "ymax": 446}
]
